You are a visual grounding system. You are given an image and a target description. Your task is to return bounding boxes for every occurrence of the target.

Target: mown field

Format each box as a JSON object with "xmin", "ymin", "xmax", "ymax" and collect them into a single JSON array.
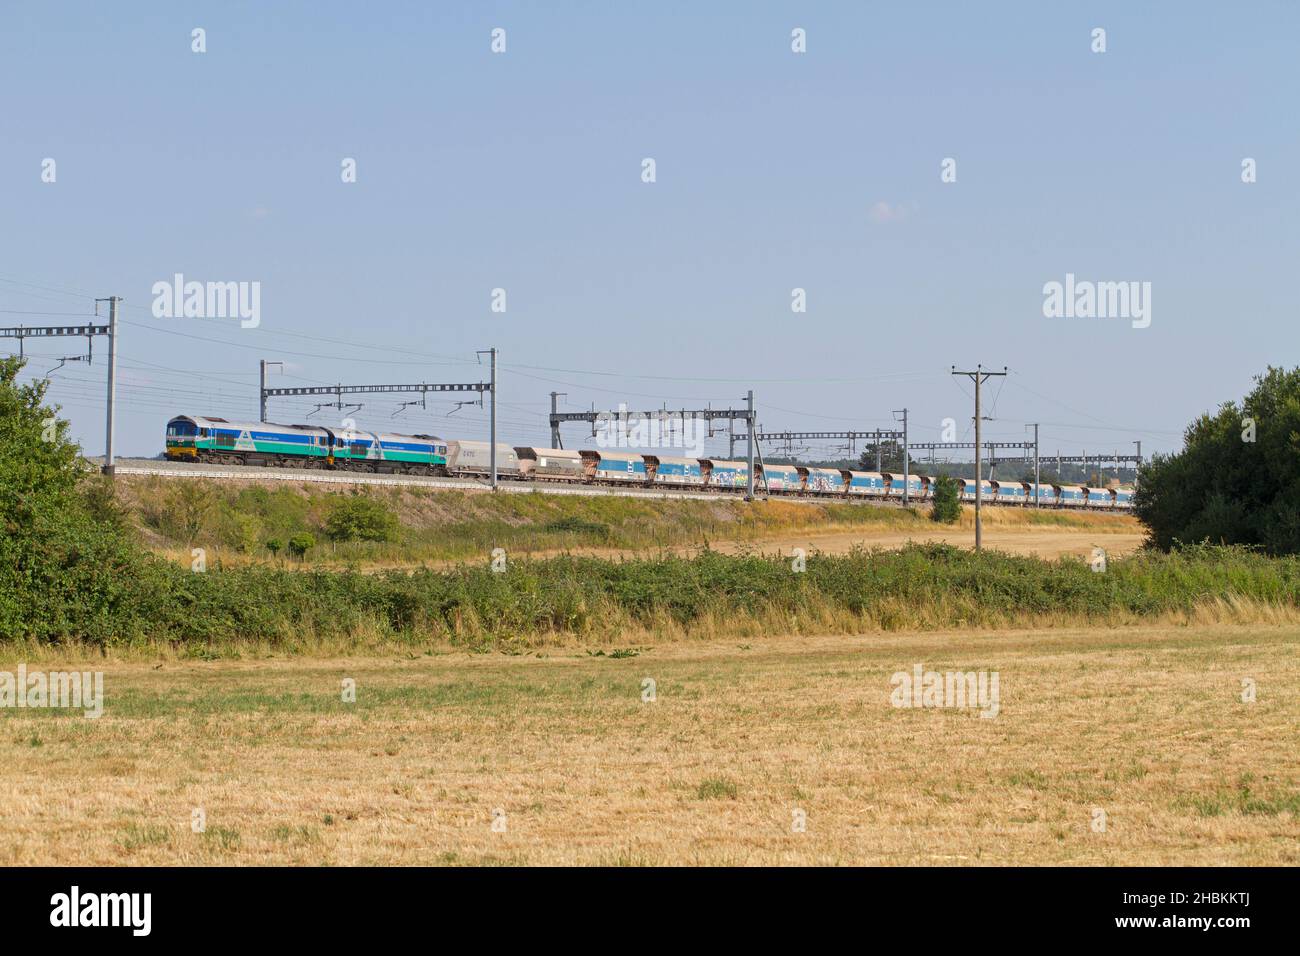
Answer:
[{"xmin": 1, "ymin": 623, "xmax": 1295, "ymax": 865}]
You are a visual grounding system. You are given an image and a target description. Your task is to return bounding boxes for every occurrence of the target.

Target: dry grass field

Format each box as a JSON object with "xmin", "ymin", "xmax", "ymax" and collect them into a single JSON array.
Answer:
[
  {"xmin": 1, "ymin": 622, "xmax": 1295, "ymax": 865},
  {"xmin": 408, "ymin": 505, "xmax": 1145, "ymax": 565}
]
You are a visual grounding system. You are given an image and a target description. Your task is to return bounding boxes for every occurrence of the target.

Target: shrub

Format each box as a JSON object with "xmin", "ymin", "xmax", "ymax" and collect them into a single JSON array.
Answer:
[
  {"xmin": 228, "ymin": 513, "xmax": 264, "ymax": 554},
  {"xmin": 125, "ymin": 543, "xmax": 1300, "ymax": 645},
  {"xmin": 169, "ymin": 482, "xmax": 216, "ymax": 543},
  {"xmin": 9, "ymin": 523, "xmax": 1299, "ymax": 646},
  {"xmin": 0, "ymin": 355, "xmax": 152, "ymax": 641},
  {"xmin": 324, "ymin": 495, "xmax": 398, "ymax": 542},
  {"xmin": 540, "ymin": 516, "xmax": 611, "ymax": 540},
  {"xmin": 930, "ymin": 476, "xmax": 961, "ymax": 524}
]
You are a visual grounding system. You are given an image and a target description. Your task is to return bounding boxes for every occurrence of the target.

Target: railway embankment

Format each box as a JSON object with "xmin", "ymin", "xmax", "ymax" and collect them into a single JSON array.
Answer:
[{"xmin": 108, "ymin": 471, "xmax": 1139, "ymax": 569}]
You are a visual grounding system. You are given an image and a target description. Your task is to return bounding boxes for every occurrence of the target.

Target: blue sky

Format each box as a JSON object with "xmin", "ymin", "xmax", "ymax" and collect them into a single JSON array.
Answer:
[{"xmin": 2, "ymin": 1, "xmax": 1296, "ymax": 462}]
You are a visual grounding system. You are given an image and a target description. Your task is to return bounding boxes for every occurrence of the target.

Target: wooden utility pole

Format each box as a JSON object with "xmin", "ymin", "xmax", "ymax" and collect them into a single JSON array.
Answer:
[{"xmin": 951, "ymin": 365, "xmax": 1007, "ymax": 551}]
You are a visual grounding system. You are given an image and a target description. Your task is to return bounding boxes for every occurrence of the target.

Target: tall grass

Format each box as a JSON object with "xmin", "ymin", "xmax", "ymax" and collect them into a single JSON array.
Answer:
[{"xmin": 24, "ymin": 543, "xmax": 1300, "ymax": 651}]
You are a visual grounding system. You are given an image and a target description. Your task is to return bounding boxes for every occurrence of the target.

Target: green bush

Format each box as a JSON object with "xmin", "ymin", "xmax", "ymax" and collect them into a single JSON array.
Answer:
[
  {"xmin": 0, "ymin": 356, "xmax": 152, "ymax": 642},
  {"xmin": 324, "ymin": 494, "xmax": 398, "ymax": 542},
  {"xmin": 930, "ymin": 475, "xmax": 961, "ymax": 524},
  {"xmin": 540, "ymin": 516, "xmax": 611, "ymax": 540},
  {"xmin": 226, "ymin": 513, "xmax": 264, "ymax": 554}
]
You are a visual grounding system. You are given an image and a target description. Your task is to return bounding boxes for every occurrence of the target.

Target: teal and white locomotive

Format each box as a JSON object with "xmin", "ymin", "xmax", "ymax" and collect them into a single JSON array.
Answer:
[{"xmin": 165, "ymin": 415, "xmax": 448, "ymax": 474}]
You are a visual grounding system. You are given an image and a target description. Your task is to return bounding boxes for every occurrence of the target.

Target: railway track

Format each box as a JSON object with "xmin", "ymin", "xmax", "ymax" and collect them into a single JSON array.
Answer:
[
  {"xmin": 91, "ymin": 458, "xmax": 1120, "ymax": 511},
  {"xmin": 92, "ymin": 457, "xmax": 804, "ymax": 504}
]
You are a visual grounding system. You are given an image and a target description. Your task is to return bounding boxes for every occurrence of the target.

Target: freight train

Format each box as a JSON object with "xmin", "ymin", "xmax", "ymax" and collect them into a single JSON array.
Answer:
[{"xmin": 164, "ymin": 415, "xmax": 1134, "ymax": 508}]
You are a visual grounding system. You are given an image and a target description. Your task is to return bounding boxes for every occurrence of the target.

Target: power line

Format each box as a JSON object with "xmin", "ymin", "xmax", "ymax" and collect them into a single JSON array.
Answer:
[
  {"xmin": 0, "ymin": 309, "xmax": 98, "ymax": 317},
  {"xmin": 3, "ymin": 273, "xmax": 1181, "ymax": 457}
]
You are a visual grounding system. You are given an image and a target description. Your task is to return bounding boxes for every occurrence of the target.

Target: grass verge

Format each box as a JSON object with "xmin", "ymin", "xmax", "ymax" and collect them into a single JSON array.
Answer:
[{"xmin": 12, "ymin": 542, "xmax": 1299, "ymax": 654}]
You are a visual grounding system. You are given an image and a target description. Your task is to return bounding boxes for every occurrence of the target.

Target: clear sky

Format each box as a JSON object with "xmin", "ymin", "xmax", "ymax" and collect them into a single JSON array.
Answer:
[{"xmin": 2, "ymin": 1, "xmax": 1296, "ymax": 463}]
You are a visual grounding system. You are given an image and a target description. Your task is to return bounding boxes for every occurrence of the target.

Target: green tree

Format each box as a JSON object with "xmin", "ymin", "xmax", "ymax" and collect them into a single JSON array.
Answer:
[
  {"xmin": 287, "ymin": 532, "xmax": 315, "ymax": 560},
  {"xmin": 265, "ymin": 538, "xmax": 283, "ymax": 559},
  {"xmin": 930, "ymin": 475, "xmax": 961, "ymax": 524},
  {"xmin": 857, "ymin": 441, "xmax": 913, "ymax": 474},
  {"xmin": 0, "ymin": 356, "xmax": 146, "ymax": 639},
  {"xmin": 1135, "ymin": 366, "xmax": 1300, "ymax": 555}
]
